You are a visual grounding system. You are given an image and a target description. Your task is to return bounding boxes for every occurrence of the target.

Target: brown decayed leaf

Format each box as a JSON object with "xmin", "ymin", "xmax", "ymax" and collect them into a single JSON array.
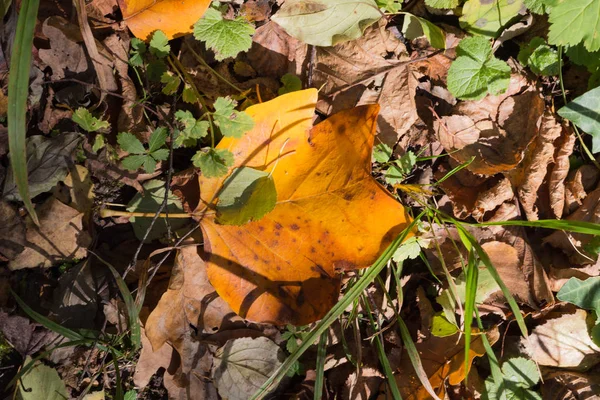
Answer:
[
  {"xmin": 541, "ymin": 369, "xmax": 600, "ymax": 400},
  {"xmin": 117, "ymin": 0, "xmax": 211, "ymax": 40},
  {"xmin": 523, "ymin": 308, "xmax": 600, "ymax": 370},
  {"xmin": 38, "ymin": 17, "xmax": 90, "ymax": 80},
  {"xmin": 471, "ymin": 177, "xmax": 514, "ymax": 221},
  {"xmin": 195, "ymin": 89, "xmax": 411, "ymax": 325},
  {"xmin": 564, "ymin": 165, "xmax": 600, "ymax": 216},
  {"xmin": 549, "ymin": 127, "xmax": 576, "ymax": 218},
  {"xmin": 342, "ymin": 367, "xmax": 384, "ymax": 400},
  {"xmin": 133, "ymin": 329, "xmax": 173, "ymax": 388},
  {"xmin": 9, "ymin": 197, "xmax": 92, "ymax": 270},
  {"xmin": 0, "ymin": 200, "xmax": 25, "ymax": 261},
  {"xmin": 435, "ymin": 74, "xmax": 544, "ymax": 175}
]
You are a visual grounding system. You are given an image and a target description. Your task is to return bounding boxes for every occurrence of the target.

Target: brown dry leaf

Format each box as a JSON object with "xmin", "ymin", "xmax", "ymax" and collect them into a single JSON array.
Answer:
[
  {"xmin": 39, "ymin": 17, "xmax": 90, "ymax": 80},
  {"xmin": 0, "ymin": 200, "xmax": 25, "ymax": 261},
  {"xmin": 311, "ymin": 20, "xmax": 424, "ymax": 149},
  {"xmin": 133, "ymin": 328, "xmax": 174, "ymax": 388},
  {"xmin": 195, "ymin": 89, "xmax": 411, "ymax": 325},
  {"xmin": 523, "ymin": 308, "xmax": 600, "ymax": 370},
  {"xmin": 541, "ymin": 369, "xmax": 600, "ymax": 400},
  {"xmin": 145, "ymin": 244, "xmax": 239, "ymax": 351},
  {"xmin": 9, "ymin": 197, "xmax": 92, "ymax": 270},
  {"xmin": 342, "ymin": 367, "xmax": 384, "ymax": 400},
  {"xmin": 564, "ymin": 165, "xmax": 600, "ymax": 216},
  {"xmin": 435, "ymin": 74, "xmax": 544, "ymax": 176},
  {"xmin": 240, "ymin": 0, "xmax": 271, "ymax": 22},
  {"xmin": 63, "ymin": 165, "xmax": 95, "ymax": 214},
  {"xmin": 545, "ymin": 186, "xmax": 600, "ymax": 266},
  {"xmin": 549, "ymin": 127, "xmax": 576, "ymax": 218},
  {"xmin": 117, "ymin": 0, "xmax": 211, "ymax": 40},
  {"xmin": 379, "ymin": 327, "xmax": 499, "ymax": 400}
]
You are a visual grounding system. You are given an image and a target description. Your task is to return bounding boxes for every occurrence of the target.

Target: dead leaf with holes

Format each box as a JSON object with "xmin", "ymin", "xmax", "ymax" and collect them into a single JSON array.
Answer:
[
  {"xmin": 117, "ymin": 0, "xmax": 211, "ymax": 40},
  {"xmin": 191, "ymin": 89, "xmax": 411, "ymax": 325}
]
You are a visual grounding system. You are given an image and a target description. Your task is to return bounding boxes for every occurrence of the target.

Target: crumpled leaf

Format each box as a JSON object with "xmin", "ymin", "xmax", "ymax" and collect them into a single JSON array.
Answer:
[
  {"xmin": 193, "ymin": 89, "xmax": 411, "ymax": 325},
  {"xmin": 558, "ymin": 85, "xmax": 600, "ymax": 153},
  {"xmin": 271, "ymin": 0, "xmax": 382, "ymax": 47},
  {"xmin": 459, "ymin": 0, "xmax": 525, "ymax": 38},
  {"xmin": 117, "ymin": 0, "xmax": 211, "ymax": 40},
  {"xmin": 212, "ymin": 336, "xmax": 284, "ymax": 400},
  {"xmin": 9, "ymin": 197, "xmax": 92, "ymax": 270},
  {"xmin": 17, "ymin": 356, "xmax": 68, "ymax": 400},
  {"xmin": 2, "ymin": 132, "xmax": 82, "ymax": 201}
]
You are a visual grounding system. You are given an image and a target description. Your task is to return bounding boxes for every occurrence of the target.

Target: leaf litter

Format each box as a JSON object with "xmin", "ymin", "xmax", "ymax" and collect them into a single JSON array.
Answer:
[{"xmin": 2, "ymin": 0, "xmax": 600, "ymax": 399}]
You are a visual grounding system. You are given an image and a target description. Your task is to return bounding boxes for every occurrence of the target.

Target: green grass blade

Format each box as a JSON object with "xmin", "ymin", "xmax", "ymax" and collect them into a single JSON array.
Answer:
[
  {"xmin": 313, "ymin": 331, "xmax": 327, "ymax": 400},
  {"xmin": 250, "ymin": 213, "xmax": 423, "ymax": 400},
  {"xmin": 362, "ymin": 295, "xmax": 402, "ymax": 400},
  {"xmin": 463, "ymin": 248, "xmax": 478, "ymax": 384},
  {"xmin": 7, "ymin": 0, "xmax": 40, "ymax": 225},
  {"xmin": 475, "ymin": 309, "xmax": 505, "ymax": 398},
  {"xmin": 473, "ymin": 219, "xmax": 600, "ymax": 235}
]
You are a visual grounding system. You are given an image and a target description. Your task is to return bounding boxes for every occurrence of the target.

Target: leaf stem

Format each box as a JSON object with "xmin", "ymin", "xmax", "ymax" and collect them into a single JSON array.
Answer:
[{"xmin": 183, "ymin": 41, "xmax": 244, "ymax": 94}]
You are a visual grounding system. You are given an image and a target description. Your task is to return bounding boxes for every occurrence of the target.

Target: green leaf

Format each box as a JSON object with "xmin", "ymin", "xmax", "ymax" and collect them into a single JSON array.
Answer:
[
  {"xmin": 583, "ymin": 236, "xmax": 600, "ymax": 257},
  {"xmin": 401, "ymin": 13, "xmax": 446, "ymax": 49},
  {"xmin": 271, "ymin": 0, "xmax": 382, "ymax": 47},
  {"xmin": 547, "ymin": 0, "xmax": 600, "ymax": 52},
  {"xmin": 121, "ymin": 154, "xmax": 148, "ymax": 171},
  {"xmin": 92, "ymin": 134, "xmax": 105, "ymax": 154},
  {"xmin": 124, "ymin": 390, "xmax": 137, "ymax": 400},
  {"xmin": 149, "ymin": 30, "xmax": 170, "ymax": 58},
  {"xmin": 148, "ymin": 127, "xmax": 168, "ymax": 153},
  {"xmin": 459, "ymin": 0, "xmax": 524, "ymax": 38},
  {"xmin": 566, "ymin": 43, "xmax": 600, "ymax": 72},
  {"xmin": 518, "ymin": 37, "xmax": 559, "ymax": 76},
  {"xmin": 425, "ymin": 0, "xmax": 460, "ymax": 8},
  {"xmin": 524, "ymin": 0, "xmax": 546, "ymax": 14},
  {"xmin": 385, "ymin": 151, "xmax": 416, "ymax": 185},
  {"xmin": 129, "ymin": 38, "xmax": 146, "ymax": 67},
  {"xmin": 72, "ymin": 107, "xmax": 110, "ymax": 132},
  {"xmin": 17, "ymin": 356, "xmax": 69, "ymax": 400},
  {"xmin": 213, "ymin": 97, "xmax": 255, "ymax": 138},
  {"xmin": 392, "ymin": 236, "xmax": 422, "ymax": 262},
  {"xmin": 501, "ymin": 357, "xmax": 539, "ymax": 388},
  {"xmin": 373, "ymin": 142, "xmax": 392, "ymax": 163},
  {"xmin": 376, "ymin": 0, "xmax": 402, "ymax": 12},
  {"xmin": 557, "ymin": 277, "xmax": 600, "ymax": 318},
  {"xmin": 117, "ymin": 132, "xmax": 146, "ymax": 154},
  {"xmin": 142, "ymin": 157, "xmax": 157, "ymax": 174},
  {"xmin": 447, "ymin": 36, "xmax": 511, "ymax": 100},
  {"xmin": 174, "ymin": 110, "xmax": 209, "ymax": 148},
  {"xmin": 193, "ymin": 8, "xmax": 255, "ymax": 61},
  {"xmin": 182, "ymin": 83, "xmax": 199, "ymax": 104},
  {"xmin": 192, "ymin": 148, "xmax": 234, "ymax": 178},
  {"xmin": 557, "ymin": 86, "xmax": 600, "ymax": 153},
  {"xmin": 126, "ymin": 179, "xmax": 189, "ymax": 241},
  {"xmin": 431, "ymin": 312, "xmax": 459, "ymax": 337},
  {"xmin": 216, "ymin": 167, "xmax": 277, "ymax": 225},
  {"xmin": 147, "ymin": 59, "xmax": 167, "ymax": 82},
  {"xmin": 278, "ymin": 73, "xmax": 302, "ymax": 95},
  {"xmin": 160, "ymin": 71, "xmax": 181, "ymax": 95},
  {"xmin": 150, "ymin": 148, "xmax": 169, "ymax": 161}
]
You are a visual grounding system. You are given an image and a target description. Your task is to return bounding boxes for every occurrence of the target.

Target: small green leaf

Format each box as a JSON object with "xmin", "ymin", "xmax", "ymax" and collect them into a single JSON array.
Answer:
[
  {"xmin": 213, "ymin": 97, "xmax": 255, "ymax": 138},
  {"xmin": 583, "ymin": 236, "xmax": 600, "ymax": 257},
  {"xmin": 557, "ymin": 277, "xmax": 600, "ymax": 318},
  {"xmin": 147, "ymin": 59, "xmax": 167, "ymax": 82},
  {"xmin": 174, "ymin": 110, "xmax": 209, "ymax": 148},
  {"xmin": 148, "ymin": 127, "xmax": 168, "ymax": 153},
  {"xmin": 278, "ymin": 73, "xmax": 302, "ymax": 95},
  {"xmin": 143, "ymin": 157, "xmax": 157, "ymax": 173},
  {"xmin": 401, "ymin": 13, "xmax": 446, "ymax": 49},
  {"xmin": 523, "ymin": 0, "xmax": 547, "ymax": 14},
  {"xmin": 117, "ymin": 132, "xmax": 146, "ymax": 154},
  {"xmin": 160, "ymin": 71, "xmax": 181, "ymax": 95},
  {"xmin": 129, "ymin": 38, "xmax": 146, "ymax": 67},
  {"xmin": 392, "ymin": 236, "xmax": 422, "ymax": 262},
  {"xmin": 182, "ymin": 83, "xmax": 199, "ymax": 103},
  {"xmin": 518, "ymin": 37, "xmax": 559, "ymax": 76},
  {"xmin": 72, "ymin": 107, "xmax": 110, "ymax": 132},
  {"xmin": 150, "ymin": 148, "xmax": 169, "ymax": 161},
  {"xmin": 193, "ymin": 8, "xmax": 255, "ymax": 61},
  {"xmin": 447, "ymin": 36, "xmax": 511, "ymax": 100},
  {"xmin": 547, "ymin": 0, "xmax": 600, "ymax": 52},
  {"xmin": 566, "ymin": 44, "xmax": 600, "ymax": 72},
  {"xmin": 502, "ymin": 357, "xmax": 539, "ymax": 388},
  {"xmin": 385, "ymin": 151, "xmax": 416, "ymax": 185},
  {"xmin": 149, "ymin": 30, "xmax": 170, "ymax": 58},
  {"xmin": 431, "ymin": 312, "xmax": 459, "ymax": 337},
  {"xmin": 376, "ymin": 0, "xmax": 402, "ymax": 12},
  {"xmin": 92, "ymin": 134, "xmax": 105, "ymax": 153},
  {"xmin": 121, "ymin": 154, "xmax": 148, "ymax": 171},
  {"xmin": 459, "ymin": 0, "xmax": 524, "ymax": 38},
  {"xmin": 271, "ymin": 0, "xmax": 382, "ymax": 47},
  {"xmin": 425, "ymin": 0, "xmax": 460, "ymax": 9},
  {"xmin": 192, "ymin": 148, "xmax": 234, "ymax": 178},
  {"xmin": 124, "ymin": 390, "xmax": 137, "ymax": 400},
  {"xmin": 557, "ymin": 86, "xmax": 600, "ymax": 153},
  {"xmin": 373, "ymin": 142, "xmax": 392, "ymax": 163},
  {"xmin": 216, "ymin": 167, "xmax": 277, "ymax": 225},
  {"xmin": 17, "ymin": 356, "xmax": 69, "ymax": 400}
]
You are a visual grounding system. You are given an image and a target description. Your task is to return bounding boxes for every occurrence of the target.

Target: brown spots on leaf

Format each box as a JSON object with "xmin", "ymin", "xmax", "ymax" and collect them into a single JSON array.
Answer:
[
  {"xmin": 337, "ymin": 124, "xmax": 346, "ymax": 135},
  {"xmin": 274, "ymin": 222, "xmax": 283, "ymax": 230},
  {"xmin": 254, "ymin": 254, "xmax": 259, "ymax": 261},
  {"xmin": 258, "ymin": 226, "xmax": 265, "ymax": 232},
  {"xmin": 343, "ymin": 193, "xmax": 354, "ymax": 201},
  {"xmin": 310, "ymin": 246, "xmax": 316, "ymax": 254},
  {"xmin": 334, "ymin": 260, "xmax": 356, "ymax": 271},
  {"xmin": 290, "ymin": 223, "xmax": 300, "ymax": 231}
]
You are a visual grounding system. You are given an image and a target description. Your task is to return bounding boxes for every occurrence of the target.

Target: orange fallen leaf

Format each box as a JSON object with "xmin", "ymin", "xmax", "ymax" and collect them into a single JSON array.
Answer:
[
  {"xmin": 117, "ymin": 0, "xmax": 211, "ymax": 40},
  {"xmin": 194, "ymin": 89, "xmax": 411, "ymax": 325}
]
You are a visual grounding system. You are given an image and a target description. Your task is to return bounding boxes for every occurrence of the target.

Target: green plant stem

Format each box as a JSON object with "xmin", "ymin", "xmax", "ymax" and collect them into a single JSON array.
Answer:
[
  {"xmin": 313, "ymin": 331, "xmax": 327, "ymax": 400},
  {"xmin": 183, "ymin": 41, "xmax": 244, "ymax": 94},
  {"xmin": 557, "ymin": 46, "xmax": 600, "ymax": 170},
  {"xmin": 8, "ymin": 0, "xmax": 41, "ymax": 225}
]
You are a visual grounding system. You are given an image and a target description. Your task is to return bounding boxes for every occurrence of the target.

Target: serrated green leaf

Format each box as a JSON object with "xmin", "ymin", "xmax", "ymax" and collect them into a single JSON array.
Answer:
[
  {"xmin": 459, "ymin": 0, "xmax": 524, "ymax": 38},
  {"xmin": 501, "ymin": 357, "xmax": 539, "ymax": 388},
  {"xmin": 518, "ymin": 37, "xmax": 559, "ymax": 76},
  {"xmin": 566, "ymin": 43, "xmax": 600, "ymax": 72},
  {"xmin": 160, "ymin": 71, "xmax": 181, "ymax": 95},
  {"xmin": 401, "ymin": 13, "xmax": 446, "ymax": 49},
  {"xmin": 129, "ymin": 38, "xmax": 146, "ymax": 67},
  {"xmin": 425, "ymin": 0, "xmax": 460, "ymax": 8},
  {"xmin": 121, "ymin": 154, "xmax": 148, "ymax": 171},
  {"xmin": 278, "ymin": 73, "xmax": 302, "ymax": 95},
  {"xmin": 216, "ymin": 167, "xmax": 277, "ymax": 225},
  {"xmin": 150, "ymin": 148, "xmax": 169, "ymax": 162},
  {"xmin": 182, "ymin": 84, "xmax": 199, "ymax": 104},
  {"xmin": 557, "ymin": 86, "xmax": 600, "ymax": 153},
  {"xmin": 557, "ymin": 277, "xmax": 600, "ymax": 317},
  {"xmin": 143, "ymin": 156, "xmax": 157, "ymax": 173},
  {"xmin": 117, "ymin": 132, "xmax": 145, "ymax": 154},
  {"xmin": 92, "ymin": 134, "xmax": 105, "ymax": 153},
  {"xmin": 548, "ymin": 0, "xmax": 600, "ymax": 52},
  {"xmin": 149, "ymin": 30, "xmax": 170, "ymax": 58},
  {"xmin": 392, "ymin": 236, "xmax": 421, "ymax": 262},
  {"xmin": 147, "ymin": 59, "xmax": 167, "ymax": 82},
  {"xmin": 385, "ymin": 151, "xmax": 416, "ymax": 184},
  {"xmin": 193, "ymin": 8, "xmax": 255, "ymax": 61},
  {"xmin": 431, "ymin": 312, "xmax": 459, "ymax": 337},
  {"xmin": 213, "ymin": 97, "xmax": 254, "ymax": 138},
  {"xmin": 148, "ymin": 127, "xmax": 168, "ymax": 153},
  {"xmin": 523, "ymin": 0, "xmax": 546, "ymax": 14},
  {"xmin": 447, "ymin": 36, "xmax": 511, "ymax": 100},
  {"xmin": 271, "ymin": 0, "xmax": 382, "ymax": 47},
  {"xmin": 174, "ymin": 110, "xmax": 209, "ymax": 148},
  {"xmin": 373, "ymin": 142, "xmax": 392, "ymax": 163},
  {"xmin": 192, "ymin": 148, "xmax": 234, "ymax": 178},
  {"xmin": 72, "ymin": 107, "xmax": 110, "ymax": 132}
]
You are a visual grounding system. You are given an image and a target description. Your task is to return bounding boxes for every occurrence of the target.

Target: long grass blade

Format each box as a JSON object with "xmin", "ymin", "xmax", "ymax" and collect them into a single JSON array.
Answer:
[
  {"xmin": 250, "ymin": 213, "xmax": 423, "ymax": 400},
  {"xmin": 462, "ymin": 248, "xmax": 478, "ymax": 384},
  {"xmin": 7, "ymin": 0, "xmax": 40, "ymax": 225},
  {"xmin": 473, "ymin": 219, "xmax": 600, "ymax": 235},
  {"xmin": 313, "ymin": 331, "xmax": 327, "ymax": 400},
  {"xmin": 475, "ymin": 309, "xmax": 505, "ymax": 398}
]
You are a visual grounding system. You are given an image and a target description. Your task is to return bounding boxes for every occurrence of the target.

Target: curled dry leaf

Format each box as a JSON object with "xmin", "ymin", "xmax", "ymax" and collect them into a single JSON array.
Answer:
[
  {"xmin": 193, "ymin": 89, "xmax": 411, "ymax": 325},
  {"xmin": 548, "ymin": 127, "xmax": 576, "ymax": 218},
  {"xmin": 117, "ymin": 0, "xmax": 211, "ymax": 40},
  {"xmin": 435, "ymin": 74, "xmax": 544, "ymax": 175},
  {"xmin": 564, "ymin": 165, "xmax": 600, "ymax": 216},
  {"xmin": 9, "ymin": 197, "xmax": 92, "ymax": 270}
]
